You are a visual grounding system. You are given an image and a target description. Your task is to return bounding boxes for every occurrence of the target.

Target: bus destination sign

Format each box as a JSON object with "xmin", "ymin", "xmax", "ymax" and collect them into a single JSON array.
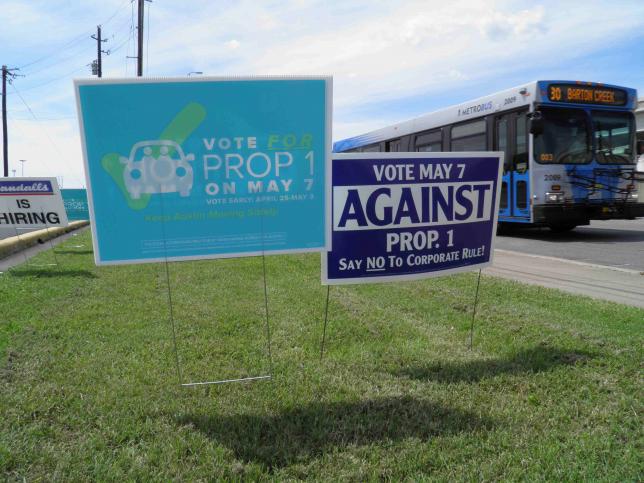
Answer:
[{"xmin": 547, "ymin": 84, "xmax": 627, "ymax": 106}]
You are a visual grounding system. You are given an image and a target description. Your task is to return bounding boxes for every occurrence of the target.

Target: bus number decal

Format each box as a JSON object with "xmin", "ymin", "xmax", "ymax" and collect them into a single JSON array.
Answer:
[
  {"xmin": 549, "ymin": 86, "xmax": 562, "ymax": 101},
  {"xmin": 540, "ymin": 153, "xmax": 554, "ymax": 162},
  {"xmin": 544, "ymin": 174, "xmax": 561, "ymax": 181},
  {"xmin": 503, "ymin": 96, "xmax": 516, "ymax": 106}
]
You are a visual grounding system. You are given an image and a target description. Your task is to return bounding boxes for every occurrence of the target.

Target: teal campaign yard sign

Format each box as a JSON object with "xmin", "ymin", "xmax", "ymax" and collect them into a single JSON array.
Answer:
[
  {"xmin": 75, "ymin": 76, "xmax": 331, "ymax": 265},
  {"xmin": 61, "ymin": 189, "xmax": 89, "ymax": 220}
]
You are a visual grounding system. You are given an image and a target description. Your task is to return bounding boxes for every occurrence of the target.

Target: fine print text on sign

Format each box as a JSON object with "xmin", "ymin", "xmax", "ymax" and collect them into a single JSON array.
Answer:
[
  {"xmin": 323, "ymin": 153, "xmax": 503, "ymax": 284},
  {"xmin": 61, "ymin": 189, "xmax": 89, "ymax": 221},
  {"xmin": 76, "ymin": 76, "xmax": 331, "ymax": 265},
  {"xmin": 0, "ymin": 178, "xmax": 69, "ymax": 229}
]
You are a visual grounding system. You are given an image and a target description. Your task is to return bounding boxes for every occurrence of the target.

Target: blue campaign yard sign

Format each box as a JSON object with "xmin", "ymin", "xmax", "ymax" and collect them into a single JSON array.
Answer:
[
  {"xmin": 323, "ymin": 153, "xmax": 503, "ymax": 284},
  {"xmin": 61, "ymin": 189, "xmax": 89, "ymax": 221},
  {"xmin": 75, "ymin": 76, "xmax": 331, "ymax": 265}
]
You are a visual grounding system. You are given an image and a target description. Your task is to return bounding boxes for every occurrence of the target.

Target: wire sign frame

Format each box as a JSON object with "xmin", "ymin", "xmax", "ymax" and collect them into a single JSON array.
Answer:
[
  {"xmin": 158, "ymin": 192, "xmax": 274, "ymax": 387},
  {"xmin": 75, "ymin": 76, "xmax": 332, "ymax": 386}
]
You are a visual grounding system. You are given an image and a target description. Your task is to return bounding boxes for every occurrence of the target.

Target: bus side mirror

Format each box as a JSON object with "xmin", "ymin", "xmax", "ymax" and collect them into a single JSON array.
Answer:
[
  {"xmin": 528, "ymin": 111, "xmax": 544, "ymax": 135},
  {"xmin": 637, "ymin": 140, "xmax": 644, "ymax": 156}
]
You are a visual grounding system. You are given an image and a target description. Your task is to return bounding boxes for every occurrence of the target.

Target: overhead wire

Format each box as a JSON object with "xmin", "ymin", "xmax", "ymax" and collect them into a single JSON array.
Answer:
[
  {"xmin": 4, "ymin": 118, "xmax": 51, "ymax": 174},
  {"xmin": 16, "ymin": 5, "xmax": 134, "ymax": 91},
  {"xmin": 6, "ymin": 0, "xmax": 135, "ymax": 188},
  {"xmin": 20, "ymin": 41, "xmax": 91, "ymax": 77},
  {"xmin": 17, "ymin": 65, "xmax": 90, "ymax": 92},
  {"xmin": 126, "ymin": 0, "xmax": 136, "ymax": 76},
  {"xmin": 10, "ymin": 83, "xmax": 85, "ymax": 187},
  {"xmin": 101, "ymin": 0, "xmax": 133, "ymax": 28},
  {"xmin": 110, "ymin": 27, "xmax": 135, "ymax": 55},
  {"xmin": 17, "ymin": 0, "xmax": 132, "ymax": 73},
  {"xmin": 18, "ymin": 31, "xmax": 92, "ymax": 70}
]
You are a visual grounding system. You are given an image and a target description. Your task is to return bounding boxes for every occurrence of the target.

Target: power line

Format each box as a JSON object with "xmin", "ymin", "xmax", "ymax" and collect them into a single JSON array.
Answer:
[
  {"xmin": 126, "ymin": 0, "xmax": 136, "ymax": 76},
  {"xmin": 110, "ymin": 28, "xmax": 135, "ymax": 55},
  {"xmin": 10, "ymin": 83, "xmax": 84, "ymax": 186},
  {"xmin": 101, "ymin": 0, "xmax": 133, "ymax": 27},
  {"xmin": 17, "ymin": 65, "xmax": 89, "ymax": 92},
  {"xmin": 110, "ymin": 14, "xmax": 138, "ymax": 42},
  {"xmin": 4, "ymin": 114, "xmax": 51, "ymax": 174},
  {"xmin": 18, "ymin": 31, "xmax": 92, "ymax": 70},
  {"xmin": 21, "ymin": 41, "xmax": 92, "ymax": 77},
  {"xmin": 19, "ymin": 17, "xmax": 132, "ymax": 88},
  {"xmin": 18, "ymin": 0, "xmax": 131, "ymax": 71}
]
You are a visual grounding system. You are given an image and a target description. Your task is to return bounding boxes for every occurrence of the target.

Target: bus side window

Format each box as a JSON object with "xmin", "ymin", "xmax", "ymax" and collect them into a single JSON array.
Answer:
[
  {"xmin": 496, "ymin": 116, "xmax": 509, "ymax": 170},
  {"xmin": 514, "ymin": 112, "xmax": 528, "ymax": 169},
  {"xmin": 415, "ymin": 130, "xmax": 441, "ymax": 152},
  {"xmin": 451, "ymin": 119, "xmax": 486, "ymax": 151},
  {"xmin": 362, "ymin": 143, "xmax": 381, "ymax": 153}
]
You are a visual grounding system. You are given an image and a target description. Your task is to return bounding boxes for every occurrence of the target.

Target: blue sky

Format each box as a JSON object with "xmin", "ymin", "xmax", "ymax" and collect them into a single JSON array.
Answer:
[{"xmin": 1, "ymin": 0, "xmax": 643, "ymax": 187}]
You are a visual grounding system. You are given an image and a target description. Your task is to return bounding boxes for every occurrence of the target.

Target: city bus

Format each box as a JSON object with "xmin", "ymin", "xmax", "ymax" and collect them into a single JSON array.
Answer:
[{"xmin": 334, "ymin": 81, "xmax": 644, "ymax": 231}]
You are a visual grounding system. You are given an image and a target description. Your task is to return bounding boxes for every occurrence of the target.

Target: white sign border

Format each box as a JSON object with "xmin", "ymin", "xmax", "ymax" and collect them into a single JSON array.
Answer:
[
  {"xmin": 322, "ymin": 152, "xmax": 504, "ymax": 285},
  {"xmin": 74, "ymin": 75, "xmax": 333, "ymax": 266}
]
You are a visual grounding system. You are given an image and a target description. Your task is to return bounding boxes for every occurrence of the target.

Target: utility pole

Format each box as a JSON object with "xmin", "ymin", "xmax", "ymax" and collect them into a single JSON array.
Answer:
[
  {"xmin": 2, "ymin": 65, "xmax": 19, "ymax": 177},
  {"xmin": 137, "ymin": 0, "xmax": 144, "ymax": 77},
  {"xmin": 91, "ymin": 26, "xmax": 109, "ymax": 78},
  {"xmin": 1, "ymin": 66, "xmax": 7, "ymax": 177}
]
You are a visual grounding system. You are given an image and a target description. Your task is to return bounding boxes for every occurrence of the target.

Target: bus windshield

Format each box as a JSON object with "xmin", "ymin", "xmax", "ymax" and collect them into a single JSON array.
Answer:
[
  {"xmin": 534, "ymin": 108, "xmax": 591, "ymax": 164},
  {"xmin": 592, "ymin": 111, "xmax": 634, "ymax": 164}
]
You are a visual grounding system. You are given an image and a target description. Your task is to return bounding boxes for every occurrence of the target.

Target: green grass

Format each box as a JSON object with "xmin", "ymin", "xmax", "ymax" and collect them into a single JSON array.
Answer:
[{"xmin": 1, "ymin": 230, "xmax": 642, "ymax": 481}]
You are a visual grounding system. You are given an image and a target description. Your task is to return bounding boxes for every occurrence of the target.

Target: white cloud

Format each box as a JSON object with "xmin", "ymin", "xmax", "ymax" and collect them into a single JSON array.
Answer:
[
  {"xmin": 224, "ymin": 39, "xmax": 241, "ymax": 50},
  {"xmin": 1, "ymin": 0, "xmax": 643, "ymax": 185}
]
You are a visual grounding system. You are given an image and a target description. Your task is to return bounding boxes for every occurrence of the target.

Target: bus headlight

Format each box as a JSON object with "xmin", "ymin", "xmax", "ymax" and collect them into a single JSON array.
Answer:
[
  {"xmin": 545, "ymin": 192, "xmax": 565, "ymax": 203},
  {"xmin": 626, "ymin": 192, "xmax": 638, "ymax": 202}
]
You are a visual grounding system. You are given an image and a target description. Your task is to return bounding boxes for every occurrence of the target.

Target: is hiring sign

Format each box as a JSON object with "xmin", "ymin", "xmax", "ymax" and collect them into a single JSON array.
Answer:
[
  {"xmin": 323, "ymin": 153, "xmax": 503, "ymax": 285},
  {"xmin": 0, "ymin": 178, "xmax": 68, "ymax": 228}
]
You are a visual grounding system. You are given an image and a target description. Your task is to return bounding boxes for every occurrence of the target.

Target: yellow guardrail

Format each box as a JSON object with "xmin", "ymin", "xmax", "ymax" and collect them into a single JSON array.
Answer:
[{"xmin": 0, "ymin": 221, "xmax": 90, "ymax": 260}]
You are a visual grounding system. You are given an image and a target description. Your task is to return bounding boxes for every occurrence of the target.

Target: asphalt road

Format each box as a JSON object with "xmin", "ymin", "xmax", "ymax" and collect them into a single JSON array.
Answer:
[{"xmin": 495, "ymin": 219, "xmax": 644, "ymax": 272}]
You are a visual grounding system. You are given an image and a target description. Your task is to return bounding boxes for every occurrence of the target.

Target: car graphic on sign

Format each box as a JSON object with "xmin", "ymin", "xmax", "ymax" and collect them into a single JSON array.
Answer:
[{"xmin": 120, "ymin": 140, "xmax": 195, "ymax": 199}]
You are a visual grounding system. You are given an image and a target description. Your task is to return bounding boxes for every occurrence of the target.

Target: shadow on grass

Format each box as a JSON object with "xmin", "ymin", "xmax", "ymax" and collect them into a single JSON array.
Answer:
[
  {"xmin": 396, "ymin": 346, "xmax": 594, "ymax": 383},
  {"xmin": 177, "ymin": 396, "xmax": 493, "ymax": 469},
  {"xmin": 9, "ymin": 268, "xmax": 97, "ymax": 278},
  {"xmin": 53, "ymin": 249, "xmax": 93, "ymax": 255}
]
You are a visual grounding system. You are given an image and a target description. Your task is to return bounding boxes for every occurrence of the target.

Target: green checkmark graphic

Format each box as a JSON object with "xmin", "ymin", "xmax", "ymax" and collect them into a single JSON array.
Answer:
[{"xmin": 101, "ymin": 102, "xmax": 207, "ymax": 210}]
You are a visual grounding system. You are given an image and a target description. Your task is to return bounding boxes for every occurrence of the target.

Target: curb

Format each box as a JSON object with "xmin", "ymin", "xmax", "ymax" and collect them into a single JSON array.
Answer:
[
  {"xmin": 0, "ymin": 221, "xmax": 90, "ymax": 260},
  {"xmin": 494, "ymin": 248, "xmax": 644, "ymax": 276}
]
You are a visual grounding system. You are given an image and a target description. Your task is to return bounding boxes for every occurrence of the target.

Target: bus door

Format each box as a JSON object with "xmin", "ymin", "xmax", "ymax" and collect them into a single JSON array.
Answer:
[{"xmin": 494, "ymin": 110, "xmax": 530, "ymax": 220}]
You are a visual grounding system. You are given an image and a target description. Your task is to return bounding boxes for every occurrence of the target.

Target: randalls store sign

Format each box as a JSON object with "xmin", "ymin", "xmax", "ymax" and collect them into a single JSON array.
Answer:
[{"xmin": 0, "ymin": 178, "xmax": 68, "ymax": 228}]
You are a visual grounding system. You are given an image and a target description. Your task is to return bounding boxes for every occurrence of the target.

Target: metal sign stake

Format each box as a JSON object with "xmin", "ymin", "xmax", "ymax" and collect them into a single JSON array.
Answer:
[
  {"xmin": 160, "ymin": 192, "xmax": 273, "ymax": 387},
  {"xmin": 320, "ymin": 285, "xmax": 331, "ymax": 360}
]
